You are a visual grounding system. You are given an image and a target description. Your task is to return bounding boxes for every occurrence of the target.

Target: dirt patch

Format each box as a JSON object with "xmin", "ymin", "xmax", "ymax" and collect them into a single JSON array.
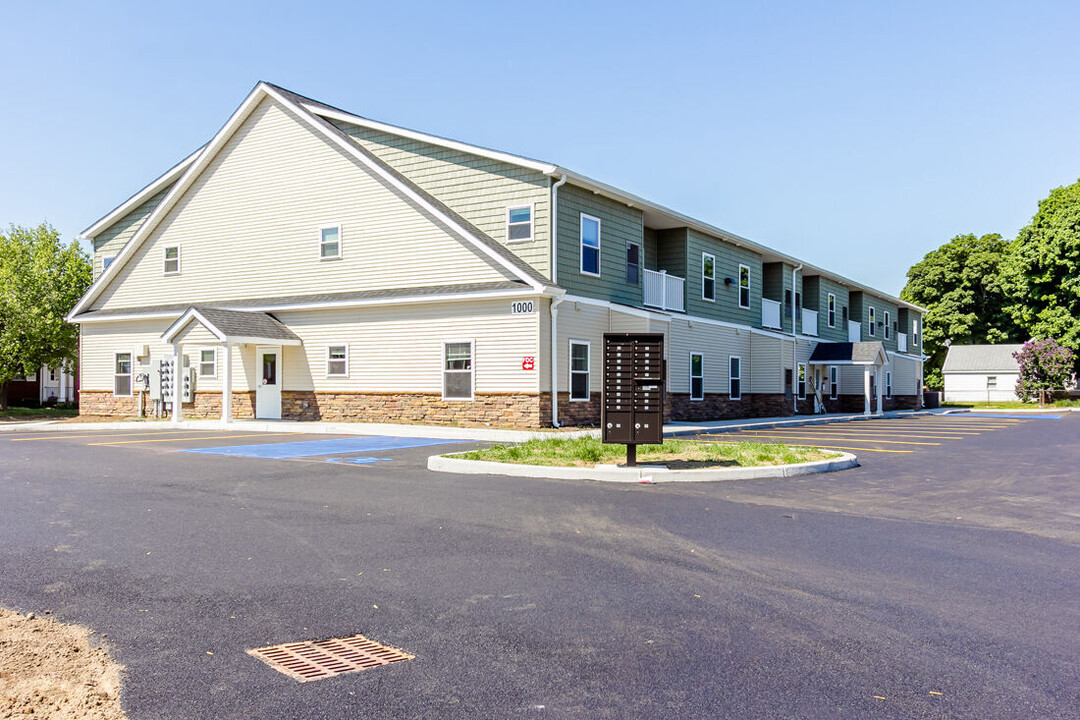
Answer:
[{"xmin": 0, "ymin": 608, "xmax": 125, "ymax": 719}]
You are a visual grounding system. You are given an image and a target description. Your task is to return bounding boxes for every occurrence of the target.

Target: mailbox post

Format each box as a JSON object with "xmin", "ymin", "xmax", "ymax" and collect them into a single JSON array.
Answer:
[{"xmin": 602, "ymin": 333, "xmax": 665, "ymax": 466}]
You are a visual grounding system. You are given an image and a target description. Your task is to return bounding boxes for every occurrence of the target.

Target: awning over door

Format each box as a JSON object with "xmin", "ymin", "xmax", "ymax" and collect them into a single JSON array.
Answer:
[
  {"xmin": 808, "ymin": 341, "xmax": 887, "ymax": 367},
  {"xmin": 161, "ymin": 306, "xmax": 302, "ymax": 346}
]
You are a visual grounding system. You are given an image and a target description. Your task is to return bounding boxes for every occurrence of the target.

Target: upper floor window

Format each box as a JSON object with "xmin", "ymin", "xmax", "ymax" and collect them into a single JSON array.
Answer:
[
  {"xmin": 320, "ymin": 226, "xmax": 341, "ymax": 260},
  {"xmin": 738, "ymin": 264, "xmax": 751, "ymax": 309},
  {"xmin": 507, "ymin": 205, "xmax": 533, "ymax": 242},
  {"xmin": 327, "ymin": 345, "xmax": 348, "ymax": 377},
  {"xmin": 868, "ymin": 306, "xmax": 876, "ymax": 337},
  {"xmin": 199, "ymin": 349, "xmax": 217, "ymax": 378},
  {"xmin": 163, "ymin": 246, "xmax": 180, "ymax": 275},
  {"xmin": 912, "ymin": 318, "xmax": 919, "ymax": 347},
  {"xmin": 702, "ymin": 253, "xmax": 715, "ymax": 302},
  {"xmin": 103, "ymin": 255, "xmax": 116, "ymax": 270},
  {"xmin": 626, "ymin": 242, "xmax": 640, "ymax": 285},
  {"xmin": 827, "ymin": 293, "xmax": 836, "ymax": 327},
  {"xmin": 580, "ymin": 214, "xmax": 601, "ymax": 276},
  {"xmin": 884, "ymin": 310, "xmax": 891, "ymax": 340}
]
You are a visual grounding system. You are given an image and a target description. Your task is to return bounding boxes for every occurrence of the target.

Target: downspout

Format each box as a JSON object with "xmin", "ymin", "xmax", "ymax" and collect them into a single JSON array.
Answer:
[
  {"xmin": 792, "ymin": 263, "xmax": 803, "ymax": 413},
  {"xmin": 549, "ymin": 173, "xmax": 568, "ymax": 427}
]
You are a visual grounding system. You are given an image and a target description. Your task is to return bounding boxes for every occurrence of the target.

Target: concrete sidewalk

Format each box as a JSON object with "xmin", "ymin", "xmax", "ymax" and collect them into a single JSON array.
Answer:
[{"xmin": 0, "ymin": 408, "xmax": 953, "ymax": 442}]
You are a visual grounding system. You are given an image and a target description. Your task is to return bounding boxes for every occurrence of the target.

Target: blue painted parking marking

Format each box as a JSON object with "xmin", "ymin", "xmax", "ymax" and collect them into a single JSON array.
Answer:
[
  {"xmin": 960, "ymin": 414, "xmax": 1062, "ymax": 420},
  {"xmin": 326, "ymin": 456, "xmax": 394, "ymax": 465},
  {"xmin": 182, "ymin": 436, "xmax": 459, "ymax": 459}
]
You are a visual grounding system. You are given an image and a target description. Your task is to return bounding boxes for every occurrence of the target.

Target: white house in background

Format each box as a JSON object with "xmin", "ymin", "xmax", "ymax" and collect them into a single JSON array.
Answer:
[{"xmin": 942, "ymin": 344, "xmax": 1024, "ymax": 402}]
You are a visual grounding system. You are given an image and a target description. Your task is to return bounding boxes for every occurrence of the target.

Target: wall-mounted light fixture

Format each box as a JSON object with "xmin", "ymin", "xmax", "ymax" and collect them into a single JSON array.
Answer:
[{"xmin": 724, "ymin": 277, "xmax": 735, "ymax": 286}]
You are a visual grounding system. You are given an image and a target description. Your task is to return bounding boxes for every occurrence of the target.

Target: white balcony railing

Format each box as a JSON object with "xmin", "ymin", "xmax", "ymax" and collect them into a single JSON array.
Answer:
[
  {"xmin": 848, "ymin": 320, "xmax": 862, "ymax": 342},
  {"xmin": 762, "ymin": 298, "xmax": 782, "ymax": 329},
  {"xmin": 897, "ymin": 332, "xmax": 908, "ymax": 352},
  {"xmin": 643, "ymin": 269, "xmax": 685, "ymax": 312},
  {"xmin": 801, "ymin": 308, "xmax": 818, "ymax": 336}
]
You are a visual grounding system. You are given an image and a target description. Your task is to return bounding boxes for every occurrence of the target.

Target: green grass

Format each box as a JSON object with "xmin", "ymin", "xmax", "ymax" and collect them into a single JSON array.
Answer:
[
  {"xmin": 454, "ymin": 436, "xmax": 837, "ymax": 468},
  {"xmin": 0, "ymin": 406, "xmax": 79, "ymax": 421}
]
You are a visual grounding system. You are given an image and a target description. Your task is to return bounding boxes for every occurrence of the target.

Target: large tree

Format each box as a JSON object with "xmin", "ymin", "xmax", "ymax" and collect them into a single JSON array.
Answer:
[
  {"xmin": 901, "ymin": 233, "xmax": 1023, "ymax": 389},
  {"xmin": 1001, "ymin": 179, "xmax": 1080, "ymax": 364},
  {"xmin": 0, "ymin": 223, "xmax": 92, "ymax": 409}
]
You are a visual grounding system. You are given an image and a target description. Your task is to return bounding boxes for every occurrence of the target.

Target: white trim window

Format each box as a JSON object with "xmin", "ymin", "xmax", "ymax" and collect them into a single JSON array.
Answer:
[
  {"xmin": 569, "ymin": 340, "xmax": 590, "ymax": 401},
  {"xmin": 797, "ymin": 363, "xmax": 807, "ymax": 400},
  {"xmin": 912, "ymin": 318, "xmax": 919, "ymax": 347},
  {"xmin": 690, "ymin": 352, "xmax": 704, "ymax": 400},
  {"xmin": 320, "ymin": 225, "xmax": 342, "ymax": 260},
  {"xmin": 868, "ymin": 306, "xmax": 876, "ymax": 337},
  {"xmin": 884, "ymin": 310, "xmax": 891, "ymax": 340},
  {"xmin": 326, "ymin": 345, "xmax": 348, "ymax": 377},
  {"xmin": 827, "ymin": 293, "xmax": 836, "ymax": 328},
  {"xmin": 738, "ymin": 264, "xmax": 751, "ymax": 309},
  {"xmin": 199, "ymin": 349, "xmax": 217, "ymax": 378},
  {"xmin": 626, "ymin": 242, "xmax": 640, "ymax": 285},
  {"xmin": 580, "ymin": 214, "xmax": 601, "ymax": 276},
  {"xmin": 886, "ymin": 371, "xmax": 893, "ymax": 399},
  {"xmin": 114, "ymin": 352, "xmax": 132, "ymax": 397},
  {"xmin": 702, "ymin": 253, "xmax": 715, "ymax": 302},
  {"xmin": 986, "ymin": 375, "xmax": 997, "ymax": 389},
  {"xmin": 163, "ymin": 245, "xmax": 180, "ymax": 275},
  {"xmin": 829, "ymin": 366, "xmax": 839, "ymax": 400},
  {"xmin": 729, "ymin": 356, "xmax": 742, "ymax": 400},
  {"xmin": 506, "ymin": 205, "xmax": 533, "ymax": 242},
  {"xmin": 442, "ymin": 341, "xmax": 473, "ymax": 401}
]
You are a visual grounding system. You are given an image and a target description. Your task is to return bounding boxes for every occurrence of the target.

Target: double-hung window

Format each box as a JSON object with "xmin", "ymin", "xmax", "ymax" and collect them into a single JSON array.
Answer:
[
  {"xmin": 884, "ymin": 311, "xmax": 891, "ymax": 340},
  {"xmin": 912, "ymin": 319, "xmax": 919, "ymax": 347},
  {"xmin": 797, "ymin": 363, "xmax": 807, "ymax": 400},
  {"xmin": 580, "ymin": 214, "xmax": 601, "ymax": 276},
  {"xmin": 443, "ymin": 341, "xmax": 473, "ymax": 400},
  {"xmin": 507, "ymin": 205, "xmax": 533, "ymax": 242},
  {"xmin": 569, "ymin": 341, "xmax": 590, "ymax": 401},
  {"xmin": 827, "ymin": 293, "xmax": 836, "ymax": 327},
  {"xmin": 829, "ymin": 366, "xmax": 839, "ymax": 400},
  {"xmin": 987, "ymin": 375, "xmax": 997, "ymax": 389},
  {"xmin": 626, "ymin": 242, "xmax": 640, "ymax": 285},
  {"xmin": 320, "ymin": 226, "xmax": 341, "ymax": 260},
  {"xmin": 868, "ymin": 306, "xmax": 876, "ymax": 337},
  {"xmin": 327, "ymin": 345, "xmax": 348, "ymax": 377},
  {"xmin": 702, "ymin": 254, "xmax": 715, "ymax": 301},
  {"xmin": 886, "ymin": 371, "xmax": 893, "ymax": 398},
  {"xmin": 163, "ymin": 246, "xmax": 180, "ymax": 275},
  {"xmin": 199, "ymin": 349, "xmax": 217, "ymax": 378},
  {"xmin": 738, "ymin": 265, "xmax": 751, "ymax": 309},
  {"xmin": 729, "ymin": 356, "xmax": 742, "ymax": 400},
  {"xmin": 114, "ymin": 352, "xmax": 132, "ymax": 397},
  {"xmin": 690, "ymin": 353, "xmax": 704, "ymax": 400}
]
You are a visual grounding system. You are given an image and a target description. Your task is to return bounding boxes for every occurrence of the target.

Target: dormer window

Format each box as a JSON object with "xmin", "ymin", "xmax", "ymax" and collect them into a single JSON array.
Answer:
[
  {"xmin": 507, "ymin": 205, "xmax": 533, "ymax": 242},
  {"xmin": 163, "ymin": 246, "xmax": 180, "ymax": 275},
  {"xmin": 320, "ymin": 226, "xmax": 341, "ymax": 260}
]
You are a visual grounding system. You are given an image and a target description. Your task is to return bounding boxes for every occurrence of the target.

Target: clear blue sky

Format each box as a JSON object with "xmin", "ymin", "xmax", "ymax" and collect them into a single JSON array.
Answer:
[{"xmin": 3, "ymin": 0, "xmax": 1078, "ymax": 296}]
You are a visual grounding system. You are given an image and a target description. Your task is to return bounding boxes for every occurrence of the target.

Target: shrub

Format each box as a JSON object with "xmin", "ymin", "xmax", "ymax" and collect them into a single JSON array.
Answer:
[{"xmin": 1013, "ymin": 338, "xmax": 1075, "ymax": 403}]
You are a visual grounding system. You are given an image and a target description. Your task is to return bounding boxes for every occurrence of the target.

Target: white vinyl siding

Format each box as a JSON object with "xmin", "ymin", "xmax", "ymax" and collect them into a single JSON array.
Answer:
[
  {"xmin": 90, "ymin": 98, "xmax": 513, "ymax": 313},
  {"xmin": 569, "ymin": 340, "xmax": 590, "ymax": 401},
  {"xmin": 326, "ymin": 345, "xmax": 348, "ymax": 377}
]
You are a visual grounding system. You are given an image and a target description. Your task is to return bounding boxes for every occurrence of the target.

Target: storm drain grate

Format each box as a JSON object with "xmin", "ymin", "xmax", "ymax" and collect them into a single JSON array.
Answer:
[{"xmin": 247, "ymin": 634, "xmax": 414, "ymax": 682}]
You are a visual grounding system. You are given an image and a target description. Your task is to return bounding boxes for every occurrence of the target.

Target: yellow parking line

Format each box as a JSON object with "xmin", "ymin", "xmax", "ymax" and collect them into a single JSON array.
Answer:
[
  {"xmin": 746, "ymin": 429, "xmax": 979, "ymax": 439},
  {"xmin": 730, "ymin": 433, "xmax": 940, "ymax": 446},
  {"xmin": 11, "ymin": 429, "xmax": 240, "ymax": 442},
  {"xmin": 701, "ymin": 440, "xmax": 913, "ymax": 454},
  {"xmin": 87, "ymin": 432, "xmax": 306, "ymax": 446}
]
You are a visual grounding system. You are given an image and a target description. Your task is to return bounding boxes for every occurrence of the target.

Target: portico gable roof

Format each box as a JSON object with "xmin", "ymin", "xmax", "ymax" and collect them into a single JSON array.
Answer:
[{"xmin": 162, "ymin": 306, "xmax": 302, "ymax": 346}]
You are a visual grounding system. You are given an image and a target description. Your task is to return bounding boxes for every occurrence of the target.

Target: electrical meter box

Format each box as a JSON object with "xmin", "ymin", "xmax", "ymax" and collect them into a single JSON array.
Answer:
[{"xmin": 602, "ymin": 333, "xmax": 665, "ymax": 446}]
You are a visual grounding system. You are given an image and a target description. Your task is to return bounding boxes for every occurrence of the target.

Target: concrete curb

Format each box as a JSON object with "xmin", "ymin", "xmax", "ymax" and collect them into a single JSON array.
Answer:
[{"xmin": 427, "ymin": 451, "xmax": 858, "ymax": 483}]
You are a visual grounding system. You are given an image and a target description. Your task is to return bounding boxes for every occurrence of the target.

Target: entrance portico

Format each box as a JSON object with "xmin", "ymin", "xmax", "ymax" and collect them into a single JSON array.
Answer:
[
  {"xmin": 161, "ymin": 306, "xmax": 302, "ymax": 423},
  {"xmin": 808, "ymin": 341, "xmax": 888, "ymax": 415}
]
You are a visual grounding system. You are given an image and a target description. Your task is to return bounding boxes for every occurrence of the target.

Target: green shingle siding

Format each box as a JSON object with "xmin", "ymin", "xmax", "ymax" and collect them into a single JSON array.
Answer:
[
  {"xmin": 557, "ymin": 184, "xmax": 644, "ymax": 306},
  {"xmin": 816, "ymin": 278, "xmax": 849, "ymax": 342},
  {"xmin": 333, "ymin": 122, "xmax": 552, "ymax": 278},
  {"xmin": 656, "ymin": 229, "xmax": 687, "ymax": 277},
  {"xmin": 684, "ymin": 229, "xmax": 762, "ymax": 326}
]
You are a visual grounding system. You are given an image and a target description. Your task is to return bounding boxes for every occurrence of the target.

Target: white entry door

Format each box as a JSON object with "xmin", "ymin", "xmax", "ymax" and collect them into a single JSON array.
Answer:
[{"xmin": 255, "ymin": 346, "xmax": 282, "ymax": 419}]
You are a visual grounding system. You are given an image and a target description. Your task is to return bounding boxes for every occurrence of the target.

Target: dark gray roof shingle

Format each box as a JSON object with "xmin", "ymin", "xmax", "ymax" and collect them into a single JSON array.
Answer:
[
  {"xmin": 942, "ymin": 344, "xmax": 1023, "ymax": 373},
  {"xmin": 808, "ymin": 341, "xmax": 886, "ymax": 365},
  {"xmin": 189, "ymin": 307, "xmax": 300, "ymax": 341}
]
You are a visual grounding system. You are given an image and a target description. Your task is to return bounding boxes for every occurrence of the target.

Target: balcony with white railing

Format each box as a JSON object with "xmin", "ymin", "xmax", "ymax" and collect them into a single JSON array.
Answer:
[
  {"xmin": 643, "ymin": 269, "xmax": 685, "ymax": 312},
  {"xmin": 761, "ymin": 298, "xmax": 782, "ymax": 329},
  {"xmin": 848, "ymin": 320, "xmax": 861, "ymax": 342},
  {"xmin": 801, "ymin": 308, "xmax": 819, "ymax": 336},
  {"xmin": 897, "ymin": 332, "xmax": 908, "ymax": 352}
]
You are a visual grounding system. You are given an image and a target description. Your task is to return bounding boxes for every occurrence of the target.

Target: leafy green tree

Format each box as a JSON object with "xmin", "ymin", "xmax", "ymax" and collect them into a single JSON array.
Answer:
[
  {"xmin": 901, "ymin": 233, "xmax": 1022, "ymax": 389},
  {"xmin": 1013, "ymin": 338, "xmax": 1075, "ymax": 402},
  {"xmin": 0, "ymin": 223, "xmax": 92, "ymax": 410},
  {"xmin": 1001, "ymin": 179, "xmax": 1080, "ymax": 366}
]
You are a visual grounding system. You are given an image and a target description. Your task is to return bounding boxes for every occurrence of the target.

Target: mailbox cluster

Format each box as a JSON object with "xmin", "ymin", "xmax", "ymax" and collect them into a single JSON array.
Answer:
[{"xmin": 602, "ymin": 333, "xmax": 665, "ymax": 463}]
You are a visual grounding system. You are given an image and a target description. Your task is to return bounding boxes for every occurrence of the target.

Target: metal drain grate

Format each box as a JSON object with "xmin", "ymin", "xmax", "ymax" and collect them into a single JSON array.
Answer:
[{"xmin": 247, "ymin": 634, "xmax": 414, "ymax": 682}]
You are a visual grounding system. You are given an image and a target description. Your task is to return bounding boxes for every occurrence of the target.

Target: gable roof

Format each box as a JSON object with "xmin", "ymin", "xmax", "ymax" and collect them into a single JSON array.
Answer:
[
  {"xmin": 809, "ymin": 341, "xmax": 888, "ymax": 366},
  {"xmin": 69, "ymin": 82, "xmax": 552, "ymax": 321},
  {"xmin": 162, "ymin": 306, "xmax": 302, "ymax": 346},
  {"xmin": 942, "ymin": 344, "xmax": 1023, "ymax": 373}
]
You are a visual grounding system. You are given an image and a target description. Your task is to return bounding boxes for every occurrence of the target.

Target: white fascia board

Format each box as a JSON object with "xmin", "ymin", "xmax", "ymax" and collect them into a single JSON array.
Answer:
[
  {"xmin": 80, "ymin": 147, "xmax": 204, "ymax": 240},
  {"xmin": 226, "ymin": 335, "xmax": 303, "ymax": 347},
  {"xmin": 161, "ymin": 308, "xmax": 227, "ymax": 344},
  {"xmin": 266, "ymin": 89, "xmax": 544, "ymax": 292},
  {"xmin": 304, "ymin": 104, "xmax": 557, "ymax": 175},
  {"xmin": 71, "ymin": 311, "xmax": 181, "ymax": 324},
  {"xmin": 69, "ymin": 84, "xmax": 273, "ymax": 319}
]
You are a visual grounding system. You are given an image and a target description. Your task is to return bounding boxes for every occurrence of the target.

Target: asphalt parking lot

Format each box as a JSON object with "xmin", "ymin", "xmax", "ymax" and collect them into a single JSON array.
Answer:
[{"xmin": 2, "ymin": 414, "xmax": 1078, "ymax": 719}]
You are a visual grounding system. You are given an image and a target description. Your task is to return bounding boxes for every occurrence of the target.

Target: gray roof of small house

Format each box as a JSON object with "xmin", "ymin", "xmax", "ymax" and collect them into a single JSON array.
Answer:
[
  {"xmin": 942, "ymin": 344, "xmax": 1024, "ymax": 373},
  {"xmin": 808, "ymin": 342, "xmax": 885, "ymax": 365},
  {"xmin": 189, "ymin": 307, "xmax": 300, "ymax": 341}
]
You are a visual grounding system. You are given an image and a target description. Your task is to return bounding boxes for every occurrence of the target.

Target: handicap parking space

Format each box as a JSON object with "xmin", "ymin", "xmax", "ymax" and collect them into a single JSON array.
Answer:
[{"xmin": 693, "ymin": 413, "xmax": 1054, "ymax": 456}]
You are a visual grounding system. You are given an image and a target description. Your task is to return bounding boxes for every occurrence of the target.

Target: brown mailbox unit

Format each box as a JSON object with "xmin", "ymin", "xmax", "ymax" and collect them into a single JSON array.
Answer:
[{"xmin": 602, "ymin": 333, "xmax": 665, "ymax": 465}]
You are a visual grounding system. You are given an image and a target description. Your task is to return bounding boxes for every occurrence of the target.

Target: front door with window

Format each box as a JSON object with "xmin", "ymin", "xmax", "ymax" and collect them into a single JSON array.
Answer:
[{"xmin": 255, "ymin": 346, "xmax": 282, "ymax": 419}]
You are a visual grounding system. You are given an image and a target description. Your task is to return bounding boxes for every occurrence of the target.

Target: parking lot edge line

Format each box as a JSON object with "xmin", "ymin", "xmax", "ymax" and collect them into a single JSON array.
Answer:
[
  {"xmin": 700, "ymin": 440, "xmax": 913, "ymax": 454},
  {"xmin": 11, "ymin": 429, "xmax": 241, "ymax": 442},
  {"xmin": 725, "ymin": 430, "xmax": 981, "ymax": 439},
  {"xmin": 86, "ymin": 432, "xmax": 308, "ymax": 446},
  {"xmin": 731, "ymin": 433, "xmax": 941, "ymax": 446}
]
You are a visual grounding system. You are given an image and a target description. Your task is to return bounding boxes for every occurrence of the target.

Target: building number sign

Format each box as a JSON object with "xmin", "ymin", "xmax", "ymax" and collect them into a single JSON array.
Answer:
[{"xmin": 510, "ymin": 300, "xmax": 535, "ymax": 314}]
